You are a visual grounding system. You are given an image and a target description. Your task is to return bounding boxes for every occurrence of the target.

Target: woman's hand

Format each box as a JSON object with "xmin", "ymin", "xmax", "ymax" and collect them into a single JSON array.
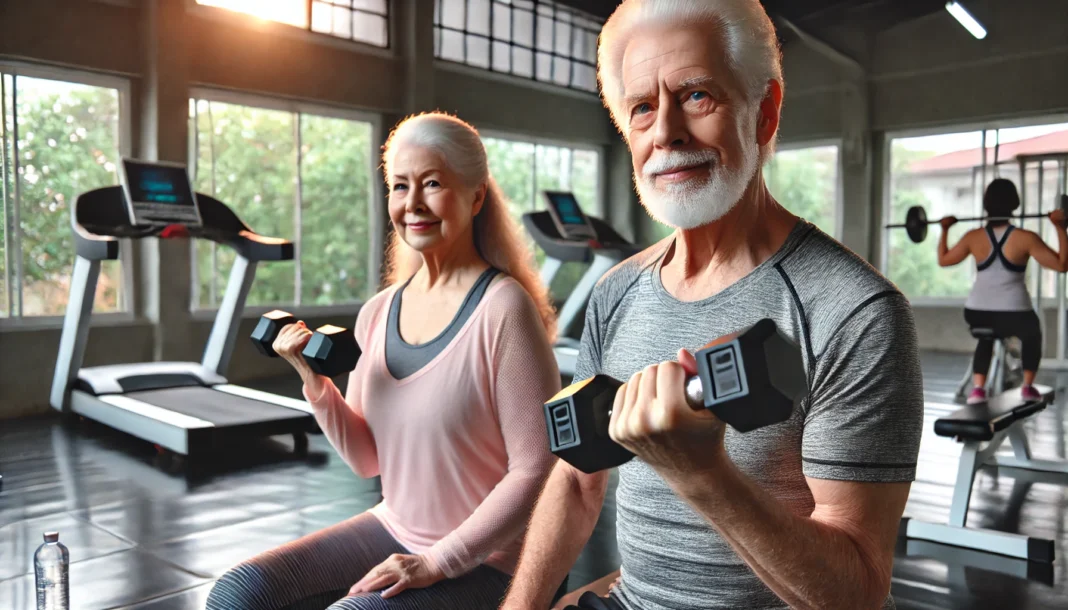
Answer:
[
  {"xmin": 1049, "ymin": 209, "xmax": 1066, "ymax": 228},
  {"xmin": 349, "ymin": 554, "xmax": 446, "ymax": 599},
  {"xmin": 939, "ymin": 216, "xmax": 958, "ymax": 230},
  {"xmin": 272, "ymin": 321, "xmax": 322, "ymax": 390}
]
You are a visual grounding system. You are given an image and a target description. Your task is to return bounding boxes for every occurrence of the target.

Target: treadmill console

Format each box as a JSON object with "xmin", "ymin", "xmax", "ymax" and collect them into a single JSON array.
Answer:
[
  {"xmin": 120, "ymin": 158, "xmax": 203, "ymax": 227},
  {"xmin": 543, "ymin": 191, "xmax": 596, "ymax": 241}
]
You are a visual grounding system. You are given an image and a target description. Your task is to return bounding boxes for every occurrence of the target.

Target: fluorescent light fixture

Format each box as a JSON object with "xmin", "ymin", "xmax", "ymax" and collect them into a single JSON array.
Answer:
[{"xmin": 945, "ymin": 1, "xmax": 988, "ymax": 39}]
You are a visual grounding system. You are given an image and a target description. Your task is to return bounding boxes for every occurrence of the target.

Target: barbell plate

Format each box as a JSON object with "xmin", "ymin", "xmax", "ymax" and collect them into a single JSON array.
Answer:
[{"xmin": 906, "ymin": 206, "xmax": 928, "ymax": 243}]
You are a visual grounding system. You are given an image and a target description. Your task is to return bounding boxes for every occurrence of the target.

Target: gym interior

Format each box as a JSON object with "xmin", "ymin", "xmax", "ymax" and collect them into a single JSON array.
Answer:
[{"xmin": 2, "ymin": 0, "xmax": 1068, "ymax": 608}]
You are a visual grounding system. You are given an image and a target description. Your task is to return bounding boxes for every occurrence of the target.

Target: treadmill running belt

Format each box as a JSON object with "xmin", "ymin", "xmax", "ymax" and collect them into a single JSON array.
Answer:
[{"xmin": 126, "ymin": 386, "xmax": 309, "ymax": 427}]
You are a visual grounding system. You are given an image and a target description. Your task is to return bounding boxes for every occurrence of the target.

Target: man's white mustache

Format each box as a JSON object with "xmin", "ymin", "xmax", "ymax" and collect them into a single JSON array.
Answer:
[{"xmin": 642, "ymin": 149, "xmax": 720, "ymax": 177}]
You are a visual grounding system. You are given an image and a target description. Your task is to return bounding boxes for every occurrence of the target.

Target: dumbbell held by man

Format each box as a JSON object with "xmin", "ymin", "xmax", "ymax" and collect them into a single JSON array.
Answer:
[
  {"xmin": 251, "ymin": 310, "xmax": 361, "ymax": 378},
  {"xmin": 544, "ymin": 318, "xmax": 809, "ymax": 474}
]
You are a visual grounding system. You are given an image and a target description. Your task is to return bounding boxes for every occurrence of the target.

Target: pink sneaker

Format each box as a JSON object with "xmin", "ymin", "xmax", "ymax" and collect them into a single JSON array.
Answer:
[
  {"xmin": 1021, "ymin": 385, "xmax": 1041, "ymax": 402},
  {"xmin": 966, "ymin": 388, "xmax": 987, "ymax": 404}
]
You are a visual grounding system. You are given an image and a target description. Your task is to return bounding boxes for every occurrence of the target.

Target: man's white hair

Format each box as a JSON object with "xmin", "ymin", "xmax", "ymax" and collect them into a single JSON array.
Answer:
[{"xmin": 597, "ymin": 0, "xmax": 783, "ymax": 155}]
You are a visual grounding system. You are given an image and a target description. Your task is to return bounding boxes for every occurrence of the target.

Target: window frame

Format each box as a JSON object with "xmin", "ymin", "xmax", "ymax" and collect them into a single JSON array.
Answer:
[
  {"xmin": 479, "ymin": 127, "xmax": 606, "ymax": 219},
  {"xmin": 187, "ymin": 87, "xmax": 385, "ymax": 321},
  {"xmin": 879, "ymin": 114, "xmax": 1068, "ymax": 307},
  {"xmin": 187, "ymin": 0, "xmax": 397, "ymax": 56},
  {"xmin": 769, "ymin": 138, "xmax": 843, "ymax": 239},
  {"xmin": 0, "ymin": 60, "xmax": 135, "ymax": 331},
  {"xmin": 432, "ymin": 0, "xmax": 603, "ymax": 95}
]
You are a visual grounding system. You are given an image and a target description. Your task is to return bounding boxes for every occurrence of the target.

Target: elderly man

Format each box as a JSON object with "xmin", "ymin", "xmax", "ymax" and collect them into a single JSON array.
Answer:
[{"xmin": 501, "ymin": 1, "xmax": 924, "ymax": 610}]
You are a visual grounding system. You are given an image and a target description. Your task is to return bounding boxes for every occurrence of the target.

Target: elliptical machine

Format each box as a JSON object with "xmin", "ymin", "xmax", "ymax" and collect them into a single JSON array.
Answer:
[{"xmin": 523, "ymin": 191, "xmax": 640, "ymax": 379}]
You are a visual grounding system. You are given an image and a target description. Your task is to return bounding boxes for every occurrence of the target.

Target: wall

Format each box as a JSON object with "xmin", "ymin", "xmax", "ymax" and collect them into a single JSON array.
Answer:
[
  {"xmin": 0, "ymin": 0, "xmax": 615, "ymax": 417},
  {"xmin": 0, "ymin": 0, "xmax": 141, "ymax": 76}
]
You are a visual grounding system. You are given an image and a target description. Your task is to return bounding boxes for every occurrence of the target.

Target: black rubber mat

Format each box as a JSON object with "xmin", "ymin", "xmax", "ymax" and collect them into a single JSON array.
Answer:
[{"xmin": 126, "ymin": 386, "xmax": 308, "ymax": 427}]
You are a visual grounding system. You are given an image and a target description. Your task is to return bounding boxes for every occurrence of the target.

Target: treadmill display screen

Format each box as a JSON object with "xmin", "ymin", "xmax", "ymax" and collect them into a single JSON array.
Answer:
[
  {"xmin": 121, "ymin": 159, "xmax": 202, "ymax": 227},
  {"xmin": 547, "ymin": 193, "xmax": 588, "ymax": 225}
]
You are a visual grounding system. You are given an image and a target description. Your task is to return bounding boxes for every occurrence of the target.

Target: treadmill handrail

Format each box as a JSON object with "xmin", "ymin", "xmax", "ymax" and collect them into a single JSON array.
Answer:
[
  {"xmin": 522, "ymin": 211, "xmax": 638, "ymax": 262},
  {"xmin": 72, "ymin": 186, "xmax": 295, "ymax": 262}
]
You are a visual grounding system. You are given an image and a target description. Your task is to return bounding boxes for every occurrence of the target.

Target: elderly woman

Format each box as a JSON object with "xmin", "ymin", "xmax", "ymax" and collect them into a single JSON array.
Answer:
[{"xmin": 207, "ymin": 111, "xmax": 561, "ymax": 610}]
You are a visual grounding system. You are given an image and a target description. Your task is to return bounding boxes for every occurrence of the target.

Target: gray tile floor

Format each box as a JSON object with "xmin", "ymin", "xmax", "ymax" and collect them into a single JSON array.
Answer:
[{"xmin": 1, "ymin": 352, "xmax": 1067, "ymax": 609}]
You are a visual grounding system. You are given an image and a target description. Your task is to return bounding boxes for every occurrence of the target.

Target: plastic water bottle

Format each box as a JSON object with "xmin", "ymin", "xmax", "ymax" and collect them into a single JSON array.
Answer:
[{"xmin": 34, "ymin": 531, "xmax": 69, "ymax": 610}]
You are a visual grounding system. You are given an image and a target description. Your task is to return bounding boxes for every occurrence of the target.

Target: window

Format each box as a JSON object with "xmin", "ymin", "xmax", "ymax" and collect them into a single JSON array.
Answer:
[
  {"xmin": 189, "ymin": 95, "xmax": 378, "ymax": 310},
  {"xmin": 883, "ymin": 122, "xmax": 1068, "ymax": 301},
  {"xmin": 483, "ymin": 135, "xmax": 600, "ymax": 220},
  {"xmin": 482, "ymin": 134, "xmax": 601, "ymax": 302},
  {"xmin": 1, "ymin": 67, "xmax": 128, "ymax": 319},
  {"xmin": 766, "ymin": 144, "xmax": 839, "ymax": 238},
  {"xmin": 196, "ymin": 0, "xmax": 390, "ymax": 48},
  {"xmin": 434, "ymin": 0, "xmax": 602, "ymax": 93},
  {"xmin": 646, "ymin": 145, "xmax": 841, "ymax": 242}
]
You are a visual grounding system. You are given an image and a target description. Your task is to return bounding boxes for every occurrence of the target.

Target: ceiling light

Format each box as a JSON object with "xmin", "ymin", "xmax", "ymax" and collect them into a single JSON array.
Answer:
[{"xmin": 945, "ymin": 2, "xmax": 987, "ymax": 39}]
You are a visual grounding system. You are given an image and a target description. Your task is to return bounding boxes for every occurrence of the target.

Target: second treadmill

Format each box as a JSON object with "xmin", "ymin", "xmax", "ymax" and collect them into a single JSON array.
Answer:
[{"xmin": 523, "ymin": 191, "xmax": 641, "ymax": 379}]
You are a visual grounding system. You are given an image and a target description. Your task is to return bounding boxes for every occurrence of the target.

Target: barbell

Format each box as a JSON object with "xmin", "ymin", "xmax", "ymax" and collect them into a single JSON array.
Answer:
[{"xmin": 886, "ymin": 194, "xmax": 1068, "ymax": 244}]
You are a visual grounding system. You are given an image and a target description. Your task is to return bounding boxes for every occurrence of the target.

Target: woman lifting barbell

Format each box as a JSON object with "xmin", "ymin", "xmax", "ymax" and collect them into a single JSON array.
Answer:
[{"xmin": 938, "ymin": 178, "xmax": 1068, "ymax": 403}]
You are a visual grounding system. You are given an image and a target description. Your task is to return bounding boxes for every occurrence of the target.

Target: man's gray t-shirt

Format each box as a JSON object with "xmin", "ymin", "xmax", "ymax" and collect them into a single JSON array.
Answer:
[{"xmin": 574, "ymin": 221, "xmax": 924, "ymax": 610}]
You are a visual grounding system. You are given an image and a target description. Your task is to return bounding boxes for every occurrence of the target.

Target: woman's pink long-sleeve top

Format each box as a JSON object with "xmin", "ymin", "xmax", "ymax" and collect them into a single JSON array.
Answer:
[{"xmin": 302, "ymin": 276, "xmax": 560, "ymax": 578}]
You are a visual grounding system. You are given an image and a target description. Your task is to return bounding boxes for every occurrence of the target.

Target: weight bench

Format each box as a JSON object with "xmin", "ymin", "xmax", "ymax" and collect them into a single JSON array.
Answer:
[
  {"xmin": 954, "ymin": 327, "xmax": 1021, "ymax": 402},
  {"xmin": 901, "ymin": 385, "xmax": 1062, "ymax": 562}
]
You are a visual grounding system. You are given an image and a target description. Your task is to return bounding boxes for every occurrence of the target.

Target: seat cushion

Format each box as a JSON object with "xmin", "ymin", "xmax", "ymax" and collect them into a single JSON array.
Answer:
[{"xmin": 934, "ymin": 385, "xmax": 1053, "ymax": 441}]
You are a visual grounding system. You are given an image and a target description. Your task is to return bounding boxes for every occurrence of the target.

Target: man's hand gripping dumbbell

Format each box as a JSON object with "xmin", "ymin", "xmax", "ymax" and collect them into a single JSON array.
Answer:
[{"xmin": 544, "ymin": 318, "xmax": 809, "ymax": 474}]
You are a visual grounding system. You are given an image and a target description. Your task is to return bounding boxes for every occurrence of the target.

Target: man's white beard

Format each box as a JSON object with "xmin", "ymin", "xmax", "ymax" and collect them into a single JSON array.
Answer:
[{"xmin": 635, "ymin": 118, "xmax": 761, "ymax": 231}]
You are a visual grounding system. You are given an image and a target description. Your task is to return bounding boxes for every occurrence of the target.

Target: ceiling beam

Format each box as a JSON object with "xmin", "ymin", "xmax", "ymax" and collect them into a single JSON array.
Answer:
[{"xmin": 772, "ymin": 15, "xmax": 864, "ymax": 78}]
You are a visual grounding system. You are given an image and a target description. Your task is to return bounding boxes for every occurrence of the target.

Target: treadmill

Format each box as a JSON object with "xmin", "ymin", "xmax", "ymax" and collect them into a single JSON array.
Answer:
[
  {"xmin": 50, "ymin": 159, "xmax": 317, "ymax": 461},
  {"xmin": 523, "ymin": 191, "xmax": 640, "ymax": 378}
]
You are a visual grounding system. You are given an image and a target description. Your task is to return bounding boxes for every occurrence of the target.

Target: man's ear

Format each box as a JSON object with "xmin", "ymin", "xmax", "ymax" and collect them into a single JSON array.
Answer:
[{"xmin": 756, "ymin": 79, "xmax": 783, "ymax": 148}]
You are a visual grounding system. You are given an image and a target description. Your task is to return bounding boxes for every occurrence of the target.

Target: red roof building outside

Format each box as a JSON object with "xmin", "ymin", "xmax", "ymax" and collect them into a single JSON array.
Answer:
[{"xmin": 909, "ymin": 130, "xmax": 1068, "ymax": 174}]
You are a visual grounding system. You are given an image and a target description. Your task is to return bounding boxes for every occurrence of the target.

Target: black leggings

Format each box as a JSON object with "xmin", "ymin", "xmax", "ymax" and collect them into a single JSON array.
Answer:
[
  {"xmin": 964, "ymin": 308, "xmax": 1042, "ymax": 374},
  {"xmin": 206, "ymin": 512, "xmax": 512, "ymax": 610}
]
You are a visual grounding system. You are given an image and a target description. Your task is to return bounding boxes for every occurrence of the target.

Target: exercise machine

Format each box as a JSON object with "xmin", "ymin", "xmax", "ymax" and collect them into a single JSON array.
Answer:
[
  {"xmin": 901, "ymin": 385, "xmax": 1060, "ymax": 562},
  {"xmin": 523, "ymin": 192, "xmax": 640, "ymax": 378},
  {"xmin": 50, "ymin": 159, "xmax": 317, "ymax": 462}
]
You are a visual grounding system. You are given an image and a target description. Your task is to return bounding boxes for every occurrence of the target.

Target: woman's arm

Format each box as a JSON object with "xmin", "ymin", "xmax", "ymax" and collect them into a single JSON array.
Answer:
[
  {"xmin": 424, "ymin": 286, "xmax": 561, "ymax": 578},
  {"xmin": 937, "ymin": 217, "xmax": 971, "ymax": 267},
  {"xmin": 301, "ymin": 305, "xmax": 381, "ymax": 478},
  {"xmin": 1025, "ymin": 211, "xmax": 1068, "ymax": 273}
]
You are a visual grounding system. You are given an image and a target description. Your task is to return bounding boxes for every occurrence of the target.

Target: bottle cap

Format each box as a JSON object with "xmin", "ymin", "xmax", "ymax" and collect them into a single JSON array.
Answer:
[{"xmin": 44, "ymin": 532, "xmax": 59, "ymax": 543}]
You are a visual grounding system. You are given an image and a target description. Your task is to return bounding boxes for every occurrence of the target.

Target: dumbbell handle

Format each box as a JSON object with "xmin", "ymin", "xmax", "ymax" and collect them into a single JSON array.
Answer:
[{"xmin": 604, "ymin": 375, "xmax": 704, "ymax": 419}]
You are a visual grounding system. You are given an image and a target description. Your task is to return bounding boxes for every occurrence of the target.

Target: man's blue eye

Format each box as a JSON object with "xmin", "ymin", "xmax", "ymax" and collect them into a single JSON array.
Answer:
[{"xmin": 689, "ymin": 91, "xmax": 707, "ymax": 101}]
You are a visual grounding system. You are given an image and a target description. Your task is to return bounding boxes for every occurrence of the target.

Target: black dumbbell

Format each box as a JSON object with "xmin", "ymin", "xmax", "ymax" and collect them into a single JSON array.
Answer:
[
  {"xmin": 543, "ymin": 318, "xmax": 809, "ymax": 474},
  {"xmin": 251, "ymin": 310, "xmax": 361, "ymax": 378},
  {"xmin": 251, "ymin": 310, "xmax": 298, "ymax": 357}
]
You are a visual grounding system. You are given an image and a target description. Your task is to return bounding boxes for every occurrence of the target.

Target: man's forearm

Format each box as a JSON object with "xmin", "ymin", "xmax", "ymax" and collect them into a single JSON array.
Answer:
[
  {"xmin": 663, "ymin": 461, "xmax": 892, "ymax": 610},
  {"xmin": 503, "ymin": 462, "xmax": 608, "ymax": 609}
]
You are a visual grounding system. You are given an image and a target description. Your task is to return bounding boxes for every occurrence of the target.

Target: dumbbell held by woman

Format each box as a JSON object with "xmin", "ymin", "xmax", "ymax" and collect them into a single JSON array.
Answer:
[{"xmin": 251, "ymin": 310, "xmax": 361, "ymax": 378}]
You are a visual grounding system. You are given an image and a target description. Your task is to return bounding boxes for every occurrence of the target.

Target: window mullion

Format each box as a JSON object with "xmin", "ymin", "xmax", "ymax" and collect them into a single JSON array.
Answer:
[
  {"xmin": 294, "ymin": 112, "xmax": 303, "ymax": 306},
  {"xmin": 1, "ymin": 73, "xmax": 12, "ymax": 316},
  {"xmin": 189, "ymin": 100, "xmax": 201, "ymax": 310},
  {"xmin": 531, "ymin": 143, "xmax": 539, "ymax": 211},
  {"xmin": 12, "ymin": 73, "xmax": 22, "ymax": 318},
  {"xmin": 207, "ymin": 101, "xmax": 218, "ymax": 308}
]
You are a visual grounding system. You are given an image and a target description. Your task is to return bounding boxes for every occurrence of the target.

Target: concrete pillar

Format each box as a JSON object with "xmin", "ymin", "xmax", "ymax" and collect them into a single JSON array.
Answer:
[
  {"xmin": 138, "ymin": 0, "xmax": 196, "ymax": 362},
  {"xmin": 605, "ymin": 138, "xmax": 640, "ymax": 242},
  {"xmin": 397, "ymin": 0, "xmax": 435, "ymax": 114},
  {"xmin": 838, "ymin": 78, "xmax": 874, "ymax": 260}
]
